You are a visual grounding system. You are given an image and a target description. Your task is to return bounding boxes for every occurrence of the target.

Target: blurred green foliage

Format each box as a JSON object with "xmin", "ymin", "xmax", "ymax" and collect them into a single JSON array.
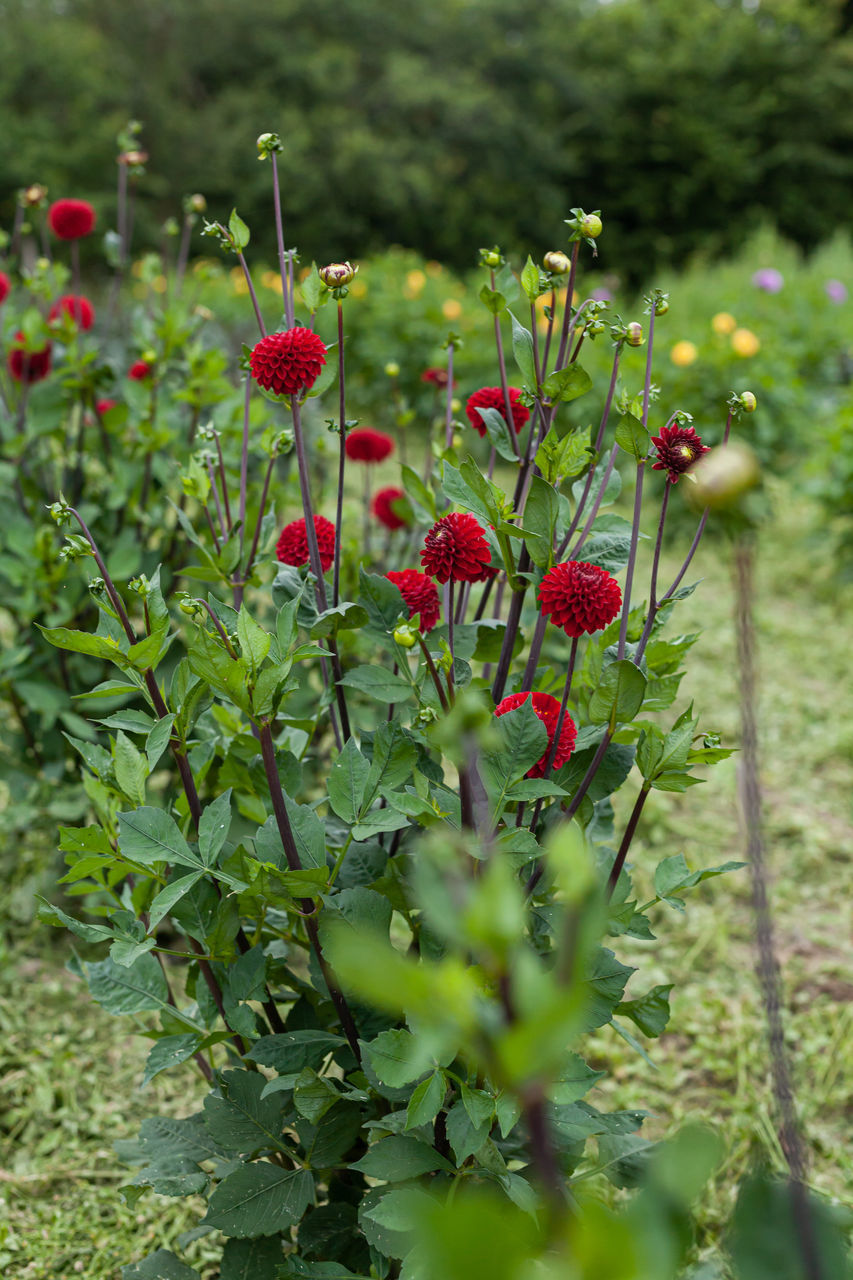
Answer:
[{"xmin": 1, "ymin": 0, "xmax": 852, "ymax": 282}]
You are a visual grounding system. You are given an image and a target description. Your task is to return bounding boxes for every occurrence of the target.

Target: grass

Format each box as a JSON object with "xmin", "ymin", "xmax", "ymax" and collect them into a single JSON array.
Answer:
[{"xmin": 1, "ymin": 479, "xmax": 851, "ymax": 1277}]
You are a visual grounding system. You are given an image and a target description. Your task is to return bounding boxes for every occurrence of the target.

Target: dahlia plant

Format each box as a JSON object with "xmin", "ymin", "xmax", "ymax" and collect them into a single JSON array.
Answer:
[{"xmin": 22, "ymin": 134, "xmax": 839, "ymax": 1278}]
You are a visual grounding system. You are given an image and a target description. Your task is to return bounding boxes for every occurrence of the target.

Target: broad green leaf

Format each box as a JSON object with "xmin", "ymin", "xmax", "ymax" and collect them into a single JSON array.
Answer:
[
  {"xmin": 219, "ymin": 1237, "xmax": 283, "ymax": 1280},
  {"xmin": 479, "ymin": 284, "xmax": 506, "ymax": 315},
  {"xmin": 142, "ymin": 1035, "xmax": 204, "ymax": 1087},
  {"xmin": 588, "ymin": 660, "xmax": 647, "ymax": 729},
  {"xmin": 122, "ymin": 1250, "xmax": 200, "ymax": 1280},
  {"xmin": 363, "ymin": 1029, "xmax": 432, "ymax": 1088},
  {"xmin": 616, "ymin": 983, "xmax": 673, "ymax": 1037},
  {"xmin": 520, "ymin": 254, "xmax": 541, "ymax": 300},
  {"xmin": 203, "ymin": 1069, "xmax": 289, "ymax": 1152},
  {"xmin": 118, "ymin": 807, "xmax": 203, "ymax": 871},
  {"xmin": 480, "ymin": 698, "xmax": 548, "ymax": 816},
  {"xmin": 199, "ymin": 790, "xmax": 232, "ymax": 865},
  {"xmin": 327, "ymin": 739, "xmax": 370, "ymax": 824},
  {"xmin": 293, "ymin": 1068, "xmax": 340, "ymax": 1123},
  {"xmin": 476, "ymin": 405, "xmax": 518, "ymax": 462},
  {"xmin": 311, "ymin": 602, "xmax": 369, "ymax": 639},
  {"xmin": 405, "ymin": 1071, "xmax": 445, "ymax": 1129},
  {"xmin": 203, "ymin": 1163, "xmax": 314, "ymax": 1238},
  {"xmin": 37, "ymin": 897, "xmax": 113, "ymax": 944},
  {"xmin": 114, "ymin": 731, "xmax": 148, "ymax": 805},
  {"xmin": 614, "ymin": 412, "xmax": 649, "ymax": 461},
  {"xmin": 247, "ymin": 1031, "xmax": 345, "ymax": 1076},
  {"xmin": 37, "ymin": 624, "xmax": 127, "ymax": 663},
  {"xmin": 509, "ymin": 311, "xmax": 536, "ymax": 386},
  {"xmin": 147, "ymin": 872, "xmax": 205, "ymax": 931},
  {"xmin": 542, "ymin": 364, "xmax": 593, "ymax": 403},
  {"xmin": 583, "ymin": 948, "xmax": 636, "ymax": 1029},
  {"xmin": 350, "ymin": 1135, "xmax": 452, "ymax": 1180},
  {"xmin": 145, "ymin": 716, "xmax": 175, "ymax": 773},
  {"xmin": 86, "ymin": 953, "xmax": 170, "ymax": 1016},
  {"xmin": 339, "ymin": 667, "xmax": 412, "ymax": 703},
  {"xmin": 550, "ymin": 1053, "xmax": 607, "ymax": 1104},
  {"xmin": 237, "ymin": 605, "xmax": 271, "ymax": 671},
  {"xmin": 228, "ymin": 207, "xmax": 250, "ymax": 250}
]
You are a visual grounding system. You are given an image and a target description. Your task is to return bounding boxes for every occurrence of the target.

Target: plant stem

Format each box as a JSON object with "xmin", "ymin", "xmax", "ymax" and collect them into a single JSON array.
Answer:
[
  {"xmin": 616, "ymin": 459, "xmax": 645, "ymax": 660},
  {"xmin": 557, "ymin": 344, "xmax": 622, "ymax": 557},
  {"xmin": 238, "ymin": 450, "xmax": 276, "ymax": 602},
  {"xmin": 444, "ymin": 342, "xmax": 455, "ymax": 450},
  {"xmin": 527, "ymin": 637, "xmax": 578, "ymax": 833},
  {"xmin": 259, "ymin": 722, "xmax": 361, "ymax": 1061},
  {"xmin": 447, "ymin": 579, "xmax": 455, "ymax": 694},
  {"xmin": 237, "ymin": 250, "xmax": 266, "ymax": 337},
  {"xmin": 333, "ymin": 300, "xmax": 347, "ymax": 606},
  {"xmin": 416, "ymin": 633, "xmax": 449, "ymax": 712},
  {"xmin": 606, "ymin": 784, "xmax": 650, "ymax": 897},
  {"xmin": 271, "ymin": 153, "xmax": 295, "ymax": 328},
  {"xmin": 491, "ymin": 546, "xmax": 531, "ymax": 704},
  {"xmin": 491, "ymin": 270, "xmax": 522, "ymax": 462},
  {"xmin": 659, "ymin": 411, "xmax": 733, "ymax": 605},
  {"xmin": 635, "ymin": 478, "xmax": 672, "ymax": 660},
  {"xmin": 520, "ymin": 612, "xmax": 548, "ymax": 692},
  {"xmin": 213, "ymin": 430, "xmax": 232, "ymax": 532},
  {"xmin": 551, "ymin": 242, "xmax": 580, "ymax": 373}
]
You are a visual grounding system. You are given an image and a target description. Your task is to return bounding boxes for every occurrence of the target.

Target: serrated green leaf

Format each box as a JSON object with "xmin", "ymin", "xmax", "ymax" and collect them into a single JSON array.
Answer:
[{"xmin": 203, "ymin": 1163, "xmax": 314, "ymax": 1237}]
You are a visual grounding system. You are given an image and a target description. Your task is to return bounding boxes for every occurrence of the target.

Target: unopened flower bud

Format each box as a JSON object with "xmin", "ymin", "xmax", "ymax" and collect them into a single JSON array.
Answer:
[
  {"xmin": 479, "ymin": 247, "xmax": 502, "ymax": 268},
  {"xmin": 22, "ymin": 184, "xmax": 48, "ymax": 208},
  {"xmin": 177, "ymin": 594, "xmax": 204, "ymax": 618},
  {"xmin": 626, "ymin": 322, "xmax": 644, "ymax": 347},
  {"xmin": 393, "ymin": 624, "xmax": 417, "ymax": 649},
  {"xmin": 188, "ymin": 193, "xmax": 207, "ymax": 214},
  {"xmin": 654, "ymin": 295, "xmax": 669, "ymax": 316},
  {"xmin": 580, "ymin": 213, "xmax": 602, "ymax": 239},
  {"xmin": 120, "ymin": 150, "xmax": 149, "ymax": 166},
  {"xmin": 688, "ymin": 442, "xmax": 760, "ymax": 509},
  {"xmin": 544, "ymin": 250, "xmax": 571, "ymax": 275},
  {"xmin": 319, "ymin": 261, "xmax": 357, "ymax": 289},
  {"xmin": 162, "ymin": 217, "xmax": 180, "ymax": 237},
  {"xmin": 384, "ymin": 361, "xmax": 400, "ymax": 378},
  {"xmin": 739, "ymin": 391, "xmax": 757, "ymax": 413},
  {"xmin": 256, "ymin": 132, "xmax": 283, "ymax": 158}
]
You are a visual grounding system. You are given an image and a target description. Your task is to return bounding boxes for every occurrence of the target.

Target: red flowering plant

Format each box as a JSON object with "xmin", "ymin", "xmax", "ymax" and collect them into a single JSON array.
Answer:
[{"xmin": 35, "ymin": 137, "xmax": 829, "ymax": 1280}]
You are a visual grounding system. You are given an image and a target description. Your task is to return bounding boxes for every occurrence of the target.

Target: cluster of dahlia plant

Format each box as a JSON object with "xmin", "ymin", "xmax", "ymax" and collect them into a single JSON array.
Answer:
[{"xmin": 34, "ymin": 136, "xmax": 781, "ymax": 1280}]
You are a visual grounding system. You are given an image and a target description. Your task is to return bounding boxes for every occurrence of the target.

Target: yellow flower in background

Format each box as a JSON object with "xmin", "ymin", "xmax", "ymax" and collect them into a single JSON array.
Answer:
[
  {"xmin": 349, "ymin": 278, "xmax": 367, "ymax": 298},
  {"xmin": 425, "ymin": 260, "xmax": 443, "ymax": 277},
  {"xmin": 670, "ymin": 340, "xmax": 698, "ymax": 367},
  {"xmin": 298, "ymin": 265, "xmax": 312, "ymax": 281},
  {"xmin": 712, "ymin": 311, "xmax": 737, "ymax": 335},
  {"xmin": 405, "ymin": 269, "xmax": 426, "ymax": 297},
  {"xmin": 731, "ymin": 328, "xmax": 760, "ymax": 357},
  {"xmin": 260, "ymin": 270, "xmax": 284, "ymax": 295},
  {"xmin": 442, "ymin": 298, "xmax": 463, "ymax": 320},
  {"xmin": 152, "ymin": 275, "xmax": 168, "ymax": 294},
  {"xmin": 230, "ymin": 266, "xmax": 249, "ymax": 295}
]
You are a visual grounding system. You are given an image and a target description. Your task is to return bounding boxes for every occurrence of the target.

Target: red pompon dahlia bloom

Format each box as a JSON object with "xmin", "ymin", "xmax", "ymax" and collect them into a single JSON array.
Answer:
[
  {"xmin": 250, "ymin": 328, "xmax": 327, "ymax": 397},
  {"xmin": 48, "ymin": 295, "xmax": 95, "ymax": 331},
  {"xmin": 539, "ymin": 560, "xmax": 622, "ymax": 637},
  {"xmin": 494, "ymin": 691, "xmax": 577, "ymax": 778},
  {"xmin": 386, "ymin": 569, "xmax": 440, "ymax": 632},
  {"xmin": 372, "ymin": 486, "xmax": 409, "ymax": 530},
  {"xmin": 276, "ymin": 515, "xmax": 336, "ymax": 573},
  {"xmin": 465, "ymin": 386, "xmax": 530, "ymax": 437},
  {"xmin": 0, "ymin": 272, "xmax": 10, "ymax": 305},
  {"xmin": 8, "ymin": 332, "xmax": 52, "ymax": 384},
  {"xmin": 48, "ymin": 199, "xmax": 96, "ymax": 240},
  {"xmin": 421, "ymin": 366, "xmax": 451, "ymax": 389},
  {"xmin": 96, "ymin": 398, "xmax": 118, "ymax": 415},
  {"xmin": 345, "ymin": 428, "xmax": 395, "ymax": 463},
  {"xmin": 651, "ymin": 423, "xmax": 711, "ymax": 483},
  {"xmin": 128, "ymin": 360, "xmax": 153, "ymax": 381},
  {"xmin": 420, "ymin": 512, "xmax": 491, "ymax": 584}
]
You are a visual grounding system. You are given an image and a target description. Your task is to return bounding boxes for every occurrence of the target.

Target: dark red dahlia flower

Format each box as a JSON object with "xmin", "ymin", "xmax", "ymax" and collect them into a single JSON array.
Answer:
[
  {"xmin": 372, "ymin": 486, "xmax": 410, "ymax": 530},
  {"xmin": 386, "ymin": 569, "xmax": 440, "ymax": 632},
  {"xmin": 8, "ymin": 332, "xmax": 52, "ymax": 384},
  {"xmin": 420, "ymin": 512, "xmax": 491, "ymax": 584},
  {"xmin": 48, "ymin": 294, "xmax": 95, "ymax": 331},
  {"xmin": 48, "ymin": 199, "xmax": 96, "ymax": 240},
  {"xmin": 96, "ymin": 398, "xmax": 118, "ymax": 415},
  {"xmin": 538, "ymin": 560, "xmax": 622, "ymax": 638},
  {"xmin": 128, "ymin": 360, "xmax": 153, "ymax": 381},
  {"xmin": 421, "ymin": 366, "xmax": 451, "ymax": 389},
  {"xmin": 494, "ymin": 691, "xmax": 577, "ymax": 778},
  {"xmin": 250, "ymin": 328, "xmax": 327, "ymax": 397},
  {"xmin": 651, "ymin": 423, "xmax": 711, "ymax": 483},
  {"xmin": 0, "ymin": 272, "xmax": 10, "ymax": 305},
  {"xmin": 276, "ymin": 515, "xmax": 336, "ymax": 573},
  {"xmin": 465, "ymin": 386, "xmax": 530, "ymax": 437},
  {"xmin": 345, "ymin": 428, "xmax": 395, "ymax": 463}
]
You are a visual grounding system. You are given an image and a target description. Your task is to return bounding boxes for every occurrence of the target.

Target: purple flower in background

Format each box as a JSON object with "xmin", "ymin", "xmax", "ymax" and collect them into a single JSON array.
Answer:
[
  {"xmin": 591, "ymin": 287, "xmax": 612, "ymax": 302},
  {"xmin": 752, "ymin": 268, "xmax": 784, "ymax": 294},
  {"xmin": 824, "ymin": 279, "xmax": 848, "ymax": 304}
]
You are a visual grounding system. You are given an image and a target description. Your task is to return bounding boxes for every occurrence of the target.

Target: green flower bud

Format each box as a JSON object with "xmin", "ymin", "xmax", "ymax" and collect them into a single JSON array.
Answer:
[
  {"xmin": 479, "ymin": 247, "xmax": 502, "ymax": 268},
  {"xmin": 740, "ymin": 391, "xmax": 757, "ymax": 413},
  {"xmin": 256, "ymin": 132, "xmax": 283, "ymax": 159},
  {"xmin": 544, "ymin": 250, "xmax": 571, "ymax": 275},
  {"xmin": 319, "ymin": 261, "xmax": 357, "ymax": 289},
  {"xmin": 384, "ymin": 361, "xmax": 400, "ymax": 378},
  {"xmin": 688, "ymin": 442, "xmax": 760, "ymax": 509},
  {"xmin": 393, "ymin": 624, "xmax": 417, "ymax": 649},
  {"xmin": 187, "ymin": 193, "xmax": 207, "ymax": 214},
  {"xmin": 580, "ymin": 213, "xmax": 602, "ymax": 239},
  {"xmin": 626, "ymin": 322, "xmax": 644, "ymax": 347}
]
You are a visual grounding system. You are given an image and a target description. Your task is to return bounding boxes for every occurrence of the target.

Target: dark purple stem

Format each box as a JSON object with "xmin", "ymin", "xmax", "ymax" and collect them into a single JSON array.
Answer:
[
  {"xmin": 606, "ymin": 785, "xmax": 650, "ymax": 897},
  {"xmin": 333, "ymin": 300, "xmax": 346, "ymax": 607},
  {"xmin": 237, "ymin": 251, "xmax": 266, "ymax": 337},
  {"xmin": 270, "ymin": 154, "xmax": 295, "ymax": 329}
]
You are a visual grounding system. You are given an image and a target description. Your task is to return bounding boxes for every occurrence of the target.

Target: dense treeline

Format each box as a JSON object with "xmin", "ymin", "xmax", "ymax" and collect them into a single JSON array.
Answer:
[{"xmin": 1, "ymin": 0, "xmax": 852, "ymax": 280}]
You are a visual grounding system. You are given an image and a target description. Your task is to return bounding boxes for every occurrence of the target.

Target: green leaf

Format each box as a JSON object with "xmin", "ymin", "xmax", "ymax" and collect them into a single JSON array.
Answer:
[
  {"xmin": 228, "ymin": 208, "xmax": 250, "ymax": 250},
  {"xmin": 327, "ymin": 739, "xmax": 370, "ymax": 823},
  {"xmin": 203, "ymin": 1069, "xmax": 289, "ymax": 1152},
  {"xmin": 522, "ymin": 475, "xmax": 560, "ymax": 566},
  {"xmin": 118, "ymin": 807, "xmax": 203, "ymax": 871},
  {"xmin": 350, "ymin": 1135, "xmax": 452, "ymax": 1181},
  {"xmin": 614, "ymin": 413, "xmax": 649, "ymax": 461},
  {"xmin": 445, "ymin": 1098, "xmax": 490, "ymax": 1163},
  {"xmin": 476, "ymin": 405, "xmax": 518, "ymax": 462},
  {"xmin": 536, "ymin": 426, "xmax": 592, "ymax": 485},
  {"xmin": 478, "ymin": 284, "xmax": 506, "ymax": 315},
  {"xmin": 86, "ymin": 953, "xmax": 171, "ymax": 1016},
  {"xmin": 147, "ymin": 872, "xmax": 205, "ymax": 931},
  {"xmin": 460, "ymin": 1083, "xmax": 495, "ymax": 1130},
  {"xmin": 480, "ymin": 698, "xmax": 547, "ymax": 816},
  {"xmin": 247, "ymin": 1031, "xmax": 345, "ymax": 1076},
  {"xmin": 293, "ymin": 1068, "xmax": 340, "ymax": 1123},
  {"xmin": 122, "ymin": 1250, "xmax": 200, "ymax": 1280},
  {"xmin": 203, "ymin": 1163, "xmax": 314, "ymax": 1238},
  {"xmin": 405, "ymin": 1071, "xmax": 445, "ymax": 1130},
  {"xmin": 311, "ymin": 602, "xmax": 369, "ymax": 639},
  {"xmin": 584, "ymin": 948, "xmax": 636, "ymax": 1029},
  {"xmin": 728, "ymin": 1172, "xmax": 852, "ymax": 1280},
  {"xmin": 550, "ymin": 1053, "xmax": 607, "ymax": 1104},
  {"xmin": 441, "ymin": 461, "xmax": 495, "ymax": 525},
  {"xmin": 199, "ymin": 790, "xmax": 232, "ymax": 866},
  {"xmin": 653, "ymin": 854, "xmax": 746, "ymax": 909},
  {"xmin": 542, "ymin": 364, "xmax": 593, "ymax": 403},
  {"xmin": 509, "ymin": 311, "xmax": 536, "ymax": 386},
  {"xmin": 145, "ymin": 716, "xmax": 175, "ymax": 773},
  {"xmin": 399, "ymin": 465, "xmax": 437, "ymax": 523},
  {"xmin": 37, "ymin": 897, "xmax": 114, "ymax": 944},
  {"xmin": 37, "ymin": 624, "xmax": 127, "ymax": 663},
  {"xmin": 237, "ymin": 605, "xmax": 271, "ymax": 671},
  {"xmin": 363, "ymin": 1028, "xmax": 432, "ymax": 1088},
  {"xmin": 616, "ymin": 984, "xmax": 673, "ymax": 1038},
  {"xmin": 339, "ymin": 666, "xmax": 412, "ymax": 703},
  {"xmin": 520, "ymin": 254, "xmax": 541, "ymax": 301},
  {"xmin": 114, "ymin": 730, "xmax": 149, "ymax": 805},
  {"xmin": 142, "ymin": 1035, "xmax": 204, "ymax": 1087},
  {"xmin": 219, "ymin": 1238, "xmax": 283, "ymax": 1280},
  {"xmin": 588, "ymin": 660, "xmax": 647, "ymax": 729}
]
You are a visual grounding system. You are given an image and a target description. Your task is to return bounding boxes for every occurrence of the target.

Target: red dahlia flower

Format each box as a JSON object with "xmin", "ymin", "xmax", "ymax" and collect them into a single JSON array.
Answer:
[
  {"xmin": 539, "ymin": 560, "xmax": 622, "ymax": 637},
  {"xmin": 386, "ymin": 569, "xmax": 440, "ymax": 632},
  {"xmin": 421, "ymin": 366, "xmax": 451, "ymax": 389},
  {"xmin": 372, "ymin": 486, "xmax": 409, "ymax": 530},
  {"xmin": 48, "ymin": 294, "xmax": 95, "ymax": 331},
  {"xmin": 0, "ymin": 272, "xmax": 10, "ymax": 305},
  {"xmin": 128, "ymin": 360, "xmax": 153, "ymax": 381},
  {"xmin": 276, "ymin": 515, "xmax": 336, "ymax": 573},
  {"xmin": 651, "ymin": 423, "xmax": 710, "ymax": 483},
  {"xmin": 420, "ymin": 512, "xmax": 491, "ymax": 584},
  {"xmin": 96, "ymin": 399, "xmax": 118, "ymax": 415},
  {"xmin": 465, "ymin": 386, "xmax": 530, "ymax": 437},
  {"xmin": 494, "ymin": 691, "xmax": 577, "ymax": 778},
  {"xmin": 48, "ymin": 199, "xmax": 96, "ymax": 240},
  {"xmin": 250, "ymin": 328, "xmax": 327, "ymax": 397},
  {"xmin": 345, "ymin": 428, "xmax": 395, "ymax": 463},
  {"xmin": 8, "ymin": 332, "xmax": 52, "ymax": 384}
]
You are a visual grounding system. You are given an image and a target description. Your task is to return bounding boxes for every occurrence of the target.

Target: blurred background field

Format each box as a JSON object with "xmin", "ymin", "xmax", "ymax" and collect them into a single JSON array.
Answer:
[{"xmin": 1, "ymin": 0, "xmax": 853, "ymax": 1273}]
